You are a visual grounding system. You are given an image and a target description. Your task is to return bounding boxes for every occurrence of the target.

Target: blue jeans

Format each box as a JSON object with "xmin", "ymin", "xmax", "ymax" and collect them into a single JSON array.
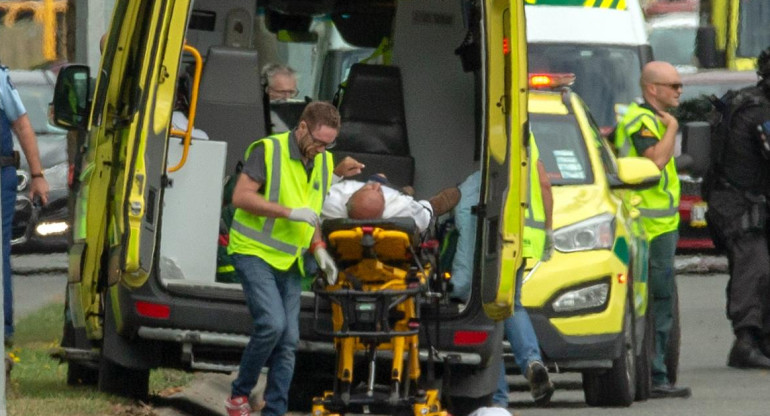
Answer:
[
  {"xmin": 493, "ymin": 263, "xmax": 542, "ymax": 406},
  {"xmin": 2, "ymin": 166, "xmax": 15, "ymax": 339},
  {"xmin": 230, "ymin": 253, "xmax": 311, "ymax": 416},
  {"xmin": 648, "ymin": 230, "xmax": 678, "ymax": 386}
]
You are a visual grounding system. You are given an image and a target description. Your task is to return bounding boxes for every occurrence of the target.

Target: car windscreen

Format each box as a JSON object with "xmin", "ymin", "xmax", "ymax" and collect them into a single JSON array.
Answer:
[
  {"xmin": 530, "ymin": 113, "xmax": 593, "ymax": 186},
  {"xmin": 649, "ymin": 26, "xmax": 696, "ymax": 67},
  {"xmin": 529, "ymin": 44, "xmax": 642, "ymax": 128}
]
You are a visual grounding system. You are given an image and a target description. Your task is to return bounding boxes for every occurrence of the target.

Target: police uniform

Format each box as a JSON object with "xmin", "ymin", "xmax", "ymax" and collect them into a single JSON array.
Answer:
[
  {"xmin": 705, "ymin": 82, "xmax": 770, "ymax": 366},
  {"xmin": 615, "ymin": 101, "xmax": 681, "ymax": 386},
  {"xmin": 0, "ymin": 66, "xmax": 26, "ymax": 340},
  {"xmin": 227, "ymin": 130, "xmax": 333, "ymax": 416}
]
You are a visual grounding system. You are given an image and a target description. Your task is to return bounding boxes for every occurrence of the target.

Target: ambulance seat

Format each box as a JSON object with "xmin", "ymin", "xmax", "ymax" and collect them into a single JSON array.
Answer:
[
  {"xmin": 195, "ymin": 46, "xmax": 265, "ymax": 176},
  {"xmin": 332, "ymin": 64, "xmax": 414, "ymax": 188}
]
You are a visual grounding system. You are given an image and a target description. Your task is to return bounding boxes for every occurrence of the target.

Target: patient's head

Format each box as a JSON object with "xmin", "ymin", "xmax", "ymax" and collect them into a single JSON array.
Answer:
[{"xmin": 347, "ymin": 182, "xmax": 385, "ymax": 220}]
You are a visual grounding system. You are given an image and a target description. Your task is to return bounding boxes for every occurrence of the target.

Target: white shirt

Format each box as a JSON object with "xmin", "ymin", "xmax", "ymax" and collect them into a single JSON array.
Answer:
[
  {"xmin": 172, "ymin": 111, "xmax": 209, "ymax": 140},
  {"xmin": 322, "ymin": 180, "xmax": 433, "ymax": 232}
]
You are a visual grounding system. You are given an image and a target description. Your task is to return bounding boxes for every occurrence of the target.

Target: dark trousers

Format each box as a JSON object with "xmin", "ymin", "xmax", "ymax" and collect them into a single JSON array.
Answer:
[
  {"xmin": 725, "ymin": 232, "xmax": 770, "ymax": 336},
  {"xmin": 649, "ymin": 230, "xmax": 678, "ymax": 385}
]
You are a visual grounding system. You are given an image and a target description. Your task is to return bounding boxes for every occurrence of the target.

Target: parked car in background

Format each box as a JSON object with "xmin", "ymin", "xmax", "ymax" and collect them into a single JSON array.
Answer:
[
  {"xmin": 519, "ymin": 74, "xmax": 661, "ymax": 406},
  {"xmin": 9, "ymin": 69, "xmax": 69, "ymax": 252},
  {"xmin": 647, "ymin": 11, "xmax": 699, "ymax": 74},
  {"xmin": 674, "ymin": 69, "xmax": 759, "ymax": 252}
]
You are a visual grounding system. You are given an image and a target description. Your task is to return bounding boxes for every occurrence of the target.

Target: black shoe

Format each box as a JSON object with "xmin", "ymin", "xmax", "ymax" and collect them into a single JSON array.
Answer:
[
  {"xmin": 526, "ymin": 361, "xmax": 554, "ymax": 406},
  {"xmin": 728, "ymin": 339, "xmax": 770, "ymax": 369},
  {"xmin": 759, "ymin": 336, "xmax": 770, "ymax": 358},
  {"xmin": 650, "ymin": 382, "xmax": 691, "ymax": 399}
]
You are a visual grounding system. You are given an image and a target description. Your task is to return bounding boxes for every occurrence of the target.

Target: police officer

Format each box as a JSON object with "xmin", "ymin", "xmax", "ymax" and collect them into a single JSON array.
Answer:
[
  {"xmin": 615, "ymin": 61, "xmax": 690, "ymax": 398},
  {"xmin": 0, "ymin": 65, "xmax": 49, "ymax": 346},
  {"xmin": 703, "ymin": 46, "xmax": 770, "ymax": 370},
  {"xmin": 223, "ymin": 101, "xmax": 346, "ymax": 416}
]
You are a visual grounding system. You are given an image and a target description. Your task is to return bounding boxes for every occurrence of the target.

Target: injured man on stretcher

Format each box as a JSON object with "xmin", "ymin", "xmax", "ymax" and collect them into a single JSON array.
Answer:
[{"xmin": 321, "ymin": 175, "xmax": 460, "ymax": 232}]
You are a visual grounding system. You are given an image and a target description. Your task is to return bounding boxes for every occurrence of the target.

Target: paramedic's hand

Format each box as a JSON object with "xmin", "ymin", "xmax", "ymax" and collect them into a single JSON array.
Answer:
[
  {"xmin": 314, "ymin": 247, "xmax": 338, "ymax": 285},
  {"xmin": 656, "ymin": 110, "xmax": 678, "ymax": 130},
  {"xmin": 334, "ymin": 156, "xmax": 365, "ymax": 178},
  {"xmin": 542, "ymin": 229, "xmax": 555, "ymax": 262},
  {"xmin": 288, "ymin": 208, "xmax": 320, "ymax": 228}
]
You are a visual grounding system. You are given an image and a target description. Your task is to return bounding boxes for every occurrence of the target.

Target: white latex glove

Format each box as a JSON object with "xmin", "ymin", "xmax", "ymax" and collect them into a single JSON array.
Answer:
[
  {"xmin": 288, "ymin": 208, "xmax": 320, "ymax": 227},
  {"xmin": 542, "ymin": 229, "xmax": 555, "ymax": 262},
  {"xmin": 314, "ymin": 247, "xmax": 338, "ymax": 285}
]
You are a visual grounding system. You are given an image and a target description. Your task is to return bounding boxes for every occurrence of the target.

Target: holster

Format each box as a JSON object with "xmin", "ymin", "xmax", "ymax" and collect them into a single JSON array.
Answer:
[{"xmin": 0, "ymin": 151, "xmax": 20, "ymax": 169}]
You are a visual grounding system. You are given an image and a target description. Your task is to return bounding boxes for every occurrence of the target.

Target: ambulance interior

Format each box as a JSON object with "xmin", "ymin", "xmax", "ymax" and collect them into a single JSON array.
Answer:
[{"xmin": 158, "ymin": 0, "xmax": 485, "ymax": 307}]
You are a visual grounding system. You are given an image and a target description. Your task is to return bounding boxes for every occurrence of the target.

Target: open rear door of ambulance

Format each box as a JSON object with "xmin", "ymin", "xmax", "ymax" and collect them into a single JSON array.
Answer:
[
  {"xmin": 478, "ymin": 0, "xmax": 528, "ymax": 320},
  {"xmin": 106, "ymin": 0, "xmax": 193, "ymax": 289}
]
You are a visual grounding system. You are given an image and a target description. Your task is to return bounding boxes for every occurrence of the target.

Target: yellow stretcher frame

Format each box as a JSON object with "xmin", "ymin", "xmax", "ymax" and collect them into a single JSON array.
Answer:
[{"xmin": 311, "ymin": 221, "xmax": 447, "ymax": 416}]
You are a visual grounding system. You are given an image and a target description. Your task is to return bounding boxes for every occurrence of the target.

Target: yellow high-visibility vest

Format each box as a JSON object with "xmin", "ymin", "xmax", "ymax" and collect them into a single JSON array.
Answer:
[
  {"xmin": 615, "ymin": 102, "xmax": 680, "ymax": 240},
  {"xmin": 229, "ymin": 131, "xmax": 333, "ymax": 271}
]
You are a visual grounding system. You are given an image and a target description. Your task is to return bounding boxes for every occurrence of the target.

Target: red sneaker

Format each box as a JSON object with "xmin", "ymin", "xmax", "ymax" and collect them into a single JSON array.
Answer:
[{"xmin": 225, "ymin": 395, "xmax": 251, "ymax": 416}]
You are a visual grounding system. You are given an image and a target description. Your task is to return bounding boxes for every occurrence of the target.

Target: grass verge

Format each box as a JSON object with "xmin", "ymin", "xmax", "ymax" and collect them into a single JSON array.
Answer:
[{"xmin": 6, "ymin": 302, "xmax": 194, "ymax": 416}]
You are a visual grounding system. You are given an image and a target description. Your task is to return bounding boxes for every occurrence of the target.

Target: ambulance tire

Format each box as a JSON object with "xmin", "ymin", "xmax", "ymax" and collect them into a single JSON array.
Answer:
[
  {"xmin": 97, "ymin": 294, "xmax": 150, "ymax": 400},
  {"xmin": 62, "ymin": 294, "xmax": 98, "ymax": 386},
  {"xmin": 634, "ymin": 301, "xmax": 653, "ymax": 401},
  {"xmin": 583, "ymin": 298, "xmax": 636, "ymax": 407},
  {"xmin": 665, "ymin": 283, "xmax": 681, "ymax": 386}
]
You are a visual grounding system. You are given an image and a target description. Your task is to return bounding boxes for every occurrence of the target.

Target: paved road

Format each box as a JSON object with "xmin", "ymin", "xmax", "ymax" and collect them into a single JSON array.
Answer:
[{"xmin": 18, "ymin": 253, "xmax": 769, "ymax": 416}]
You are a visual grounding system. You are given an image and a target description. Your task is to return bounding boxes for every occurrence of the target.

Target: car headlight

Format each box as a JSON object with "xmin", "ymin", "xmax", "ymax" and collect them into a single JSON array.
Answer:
[
  {"xmin": 553, "ymin": 213, "xmax": 615, "ymax": 252},
  {"xmin": 552, "ymin": 282, "xmax": 609, "ymax": 313}
]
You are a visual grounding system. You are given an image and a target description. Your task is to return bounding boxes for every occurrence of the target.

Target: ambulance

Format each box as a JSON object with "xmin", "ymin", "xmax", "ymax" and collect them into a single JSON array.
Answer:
[
  {"xmin": 525, "ymin": 0, "xmax": 653, "ymax": 131},
  {"xmin": 51, "ymin": 0, "xmax": 529, "ymax": 413}
]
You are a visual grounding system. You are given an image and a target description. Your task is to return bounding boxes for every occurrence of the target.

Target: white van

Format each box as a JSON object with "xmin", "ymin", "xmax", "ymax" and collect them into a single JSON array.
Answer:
[{"xmin": 525, "ymin": 0, "xmax": 653, "ymax": 130}]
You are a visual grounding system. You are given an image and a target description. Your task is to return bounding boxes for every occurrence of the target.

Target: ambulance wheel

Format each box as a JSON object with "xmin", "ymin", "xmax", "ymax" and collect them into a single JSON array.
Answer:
[
  {"xmin": 62, "ymin": 295, "xmax": 98, "ymax": 386},
  {"xmin": 634, "ymin": 300, "xmax": 653, "ymax": 401},
  {"xmin": 583, "ymin": 298, "xmax": 636, "ymax": 407}
]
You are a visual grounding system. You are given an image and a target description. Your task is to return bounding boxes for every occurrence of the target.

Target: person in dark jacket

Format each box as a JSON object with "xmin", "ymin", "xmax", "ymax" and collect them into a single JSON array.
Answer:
[{"xmin": 704, "ymin": 45, "xmax": 770, "ymax": 369}]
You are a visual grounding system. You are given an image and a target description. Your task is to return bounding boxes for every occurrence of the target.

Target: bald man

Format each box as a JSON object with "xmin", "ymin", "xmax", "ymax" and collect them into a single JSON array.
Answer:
[
  {"xmin": 321, "ymin": 176, "xmax": 460, "ymax": 233},
  {"xmin": 614, "ymin": 61, "xmax": 689, "ymax": 399}
]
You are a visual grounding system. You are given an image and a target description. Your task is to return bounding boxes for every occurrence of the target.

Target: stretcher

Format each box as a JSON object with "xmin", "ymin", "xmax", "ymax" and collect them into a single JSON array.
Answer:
[{"xmin": 311, "ymin": 218, "xmax": 447, "ymax": 416}]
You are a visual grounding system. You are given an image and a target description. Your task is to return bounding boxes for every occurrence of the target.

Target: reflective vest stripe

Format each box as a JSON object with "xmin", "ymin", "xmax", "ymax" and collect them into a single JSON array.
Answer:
[
  {"xmin": 230, "ymin": 220, "xmax": 298, "ymax": 255},
  {"xmin": 618, "ymin": 113, "xmax": 657, "ymax": 157}
]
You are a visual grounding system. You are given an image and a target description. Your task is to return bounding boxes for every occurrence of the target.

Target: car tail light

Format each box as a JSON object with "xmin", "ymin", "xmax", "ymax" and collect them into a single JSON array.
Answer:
[
  {"xmin": 453, "ymin": 330, "xmax": 488, "ymax": 346},
  {"xmin": 135, "ymin": 301, "xmax": 170, "ymax": 319}
]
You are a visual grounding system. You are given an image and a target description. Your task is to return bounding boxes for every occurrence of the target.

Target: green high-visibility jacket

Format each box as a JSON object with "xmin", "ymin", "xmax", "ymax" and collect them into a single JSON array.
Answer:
[{"xmin": 614, "ymin": 102, "xmax": 680, "ymax": 240}]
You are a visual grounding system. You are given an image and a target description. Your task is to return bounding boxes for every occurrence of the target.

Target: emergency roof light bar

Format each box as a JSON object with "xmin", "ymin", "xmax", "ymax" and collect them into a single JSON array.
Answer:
[{"xmin": 528, "ymin": 73, "xmax": 576, "ymax": 89}]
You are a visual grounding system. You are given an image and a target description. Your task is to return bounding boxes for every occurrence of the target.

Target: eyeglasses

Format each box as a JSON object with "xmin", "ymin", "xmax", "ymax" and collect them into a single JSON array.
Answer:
[
  {"xmin": 655, "ymin": 82, "xmax": 683, "ymax": 90},
  {"xmin": 307, "ymin": 129, "xmax": 336, "ymax": 150},
  {"xmin": 266, "ymin": 86, "xmax": 299, "ymax": 99}
]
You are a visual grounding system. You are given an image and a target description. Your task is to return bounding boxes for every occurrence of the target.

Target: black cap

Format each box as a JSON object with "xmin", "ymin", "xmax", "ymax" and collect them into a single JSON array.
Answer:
[{"xmin": 758, "ymin": 46, "xmax": 770, "ymax": 78}]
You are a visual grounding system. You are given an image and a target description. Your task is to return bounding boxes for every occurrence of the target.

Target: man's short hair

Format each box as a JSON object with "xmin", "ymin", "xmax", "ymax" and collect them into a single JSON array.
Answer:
[
  {"xmin": 261, "ymin": 63, "xmax": 296, "ymax": 87},
  {"xmin": 300, "ymin": 101, "xmax": 341, "ymax": 131}
]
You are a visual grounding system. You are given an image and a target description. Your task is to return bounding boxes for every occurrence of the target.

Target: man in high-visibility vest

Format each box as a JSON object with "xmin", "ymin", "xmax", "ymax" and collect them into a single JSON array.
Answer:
[
  {"xmin": 224, "ymin": 102, "xmax": 351, "ymax": 416},
  {"xmin": 491, "ymin": 137, "xmax": 555, "ymax": 407},
  {"xmin": 614, "ymin": 61, "xmax": 690, "ymax": 399}
]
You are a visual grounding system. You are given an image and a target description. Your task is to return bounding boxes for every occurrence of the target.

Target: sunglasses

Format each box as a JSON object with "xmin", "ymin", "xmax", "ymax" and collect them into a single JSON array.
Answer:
[{"xmin": 655, "ymin": 82, "xmax": 683, "ymax": 90}]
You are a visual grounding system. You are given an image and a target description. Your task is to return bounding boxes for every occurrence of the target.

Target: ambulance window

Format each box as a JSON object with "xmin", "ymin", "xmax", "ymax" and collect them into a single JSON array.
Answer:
[{"xmin": 530, "ymin": 114, "xmax": 593, "ymax": 186}]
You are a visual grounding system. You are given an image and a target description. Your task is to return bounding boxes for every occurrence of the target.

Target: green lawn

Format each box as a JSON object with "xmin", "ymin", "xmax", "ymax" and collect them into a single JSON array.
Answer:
[{"xmin": 6, "ymin": 302, "xmax": 193, "ymax": 416}]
